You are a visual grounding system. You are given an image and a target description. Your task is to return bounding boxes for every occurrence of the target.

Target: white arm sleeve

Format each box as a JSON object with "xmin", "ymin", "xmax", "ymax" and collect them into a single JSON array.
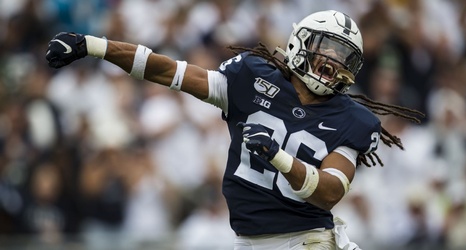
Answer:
[
  {"xmin": 203, "ymin": 70, "xmax": 229, "ymax": 115},
  {"xmin": 333, "ymin": 146, "xmax": 358, "ymax": 167}
]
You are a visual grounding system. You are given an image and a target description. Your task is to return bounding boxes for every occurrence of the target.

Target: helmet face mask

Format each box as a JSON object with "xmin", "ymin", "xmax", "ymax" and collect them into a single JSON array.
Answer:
[{"xmin": 286, "ymin": 10, "xmax": 364, "ymax": 95}]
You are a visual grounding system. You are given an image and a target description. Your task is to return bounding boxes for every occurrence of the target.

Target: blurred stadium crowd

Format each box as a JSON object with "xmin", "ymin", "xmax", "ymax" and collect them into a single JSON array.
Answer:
[{"xmin": 0, "ymin": 0, "xmax": 465, "ymax": 249}]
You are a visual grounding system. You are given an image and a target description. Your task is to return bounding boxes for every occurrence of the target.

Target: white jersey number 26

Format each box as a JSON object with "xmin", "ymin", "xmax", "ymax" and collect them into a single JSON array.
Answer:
[{"xmin": 234, "ymin": 111, "xmax": 329, "ymax": 202}]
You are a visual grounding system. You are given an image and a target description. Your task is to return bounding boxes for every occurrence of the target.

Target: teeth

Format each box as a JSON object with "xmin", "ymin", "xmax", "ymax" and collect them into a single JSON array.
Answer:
[
  {"xmin": 324, "ymin": 64, "xmax": 333, "ymax": 75},
  {"xmin": 319, "ymin": 64, "xmax": 334, "ymax": 76}
]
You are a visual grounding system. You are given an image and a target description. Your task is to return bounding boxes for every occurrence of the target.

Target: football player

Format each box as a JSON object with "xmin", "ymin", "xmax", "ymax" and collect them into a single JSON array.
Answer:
[{"xmin": 46, "ymin": 10, "xmax": 422, "ymax": 250}]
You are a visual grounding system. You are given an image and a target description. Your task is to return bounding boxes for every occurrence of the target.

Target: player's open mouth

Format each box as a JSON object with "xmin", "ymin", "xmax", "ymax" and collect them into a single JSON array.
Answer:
[{"xmin": 316, "ymin": 63, "xmax": 336, "ymax": 81}]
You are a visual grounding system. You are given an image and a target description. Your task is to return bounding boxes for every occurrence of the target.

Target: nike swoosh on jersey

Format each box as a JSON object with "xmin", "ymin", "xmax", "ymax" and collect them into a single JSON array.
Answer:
[
  {"xmin": 318, "ymin": 122, "xmax": 337, "ymax": 131},
  {"xmin": 51, "ymin": 39, "xmax": 72, "ymax": 54}
]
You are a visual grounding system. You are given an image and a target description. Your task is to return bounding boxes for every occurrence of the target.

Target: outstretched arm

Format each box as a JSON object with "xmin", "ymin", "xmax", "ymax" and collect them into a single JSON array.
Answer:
[
  {"xmin": 46, "ymin": 32, "xmax": 210, "ymax": 100},
  {"xmin": 104, "ymin": 41, "xmax": 209, "ymax": 99}
]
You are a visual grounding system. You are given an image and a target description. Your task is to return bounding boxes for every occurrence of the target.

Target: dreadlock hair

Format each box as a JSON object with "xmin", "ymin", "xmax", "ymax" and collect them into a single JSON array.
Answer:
[{"xmin": 227, "ymin": 43, "xmax": 425, "ymax": 167}]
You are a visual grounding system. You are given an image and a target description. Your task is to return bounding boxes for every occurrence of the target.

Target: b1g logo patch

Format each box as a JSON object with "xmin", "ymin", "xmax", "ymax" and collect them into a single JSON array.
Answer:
[
  {"xmin": 254, "ymin": 77, "xmax": 280, "ymax": 98},
  {"xmin": 253, "ymin": 95, "xmax": 271, "ymax": 109}
]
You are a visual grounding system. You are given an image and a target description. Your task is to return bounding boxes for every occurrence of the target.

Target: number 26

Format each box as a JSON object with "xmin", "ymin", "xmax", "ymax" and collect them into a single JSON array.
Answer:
[{"xmin": 234, "ymin": 111, "xmax": 328, "ymax": 202}]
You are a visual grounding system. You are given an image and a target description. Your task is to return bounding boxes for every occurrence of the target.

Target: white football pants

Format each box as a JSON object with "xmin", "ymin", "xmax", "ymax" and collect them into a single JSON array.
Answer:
[{"xmin": 233, "ymin": 217, "xmax": 361, "ymax": 250}]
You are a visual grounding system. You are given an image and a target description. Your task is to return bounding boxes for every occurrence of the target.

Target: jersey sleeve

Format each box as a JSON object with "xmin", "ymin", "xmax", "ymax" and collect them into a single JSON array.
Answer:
[
  {"xmin": 217, "ymin": 52, "xmax": 249, "ymax": 78},
  {"xmin": 345, "ymin": 107, "xmax": 381, "ymax": 155}
]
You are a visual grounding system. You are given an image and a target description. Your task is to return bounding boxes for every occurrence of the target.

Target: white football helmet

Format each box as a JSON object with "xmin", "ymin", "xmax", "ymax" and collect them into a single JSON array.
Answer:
[{"xmin": 284, "ymin": 10, "xmax": 364, "ymax": 95}]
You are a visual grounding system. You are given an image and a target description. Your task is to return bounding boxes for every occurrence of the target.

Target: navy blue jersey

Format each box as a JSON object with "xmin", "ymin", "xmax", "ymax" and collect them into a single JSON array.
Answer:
[{"xmin": 217, "ymin": 52, "xmax": 381, "ymax": 236}]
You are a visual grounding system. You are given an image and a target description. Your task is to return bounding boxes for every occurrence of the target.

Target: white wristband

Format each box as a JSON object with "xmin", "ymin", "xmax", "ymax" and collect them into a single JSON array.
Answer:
[
  {"xmin": 169, "ymin": 60, "xmax": 188, "ymax": 91},
  {"xmin": 130, "ymin": 44, "xmax": 152, "ymax": 80},
  {"xmin": 270, "ymin": 149, "xmax": 293, "ymax": 173},
  {"xmin": 323, "ymin": 168, "xmax": 350, "ymax": 195},
  {"xmin": 85, "ymin": 35, "xmax": 107, "ymax": 59},
  {"xmin": 293, "ymin": 163, "xmax": 320, "ymax": 199}
]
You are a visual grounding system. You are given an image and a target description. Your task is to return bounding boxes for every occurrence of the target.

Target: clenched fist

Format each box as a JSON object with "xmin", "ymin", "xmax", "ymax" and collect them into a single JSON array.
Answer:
[
  {"xmin": 237, "ymin": 122, "xmax": 280, "ymax": 161},
  {"xmin": 46, "ymin": 32, "xmax": 88, "ymax": 68}
]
